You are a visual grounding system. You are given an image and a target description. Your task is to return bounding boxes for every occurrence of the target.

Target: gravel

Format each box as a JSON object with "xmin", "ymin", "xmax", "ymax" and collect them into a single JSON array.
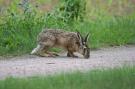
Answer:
[{"xmin": 0, "ymin": 45, "xmax": 135, "ymax": 79}]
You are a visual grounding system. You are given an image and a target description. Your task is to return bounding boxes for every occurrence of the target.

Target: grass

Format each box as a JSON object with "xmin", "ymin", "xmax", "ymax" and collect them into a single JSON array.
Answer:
[
  {"xmin": 0, "ymin": 67, "xmax": 135, "ymax": 89},
  {"xmin": 0, "ymin": 14, "xmax": 135, "ymax": 55},
  {"xmin": 0, "ymin": 0, "xmax": 135, "ymax": 56}
]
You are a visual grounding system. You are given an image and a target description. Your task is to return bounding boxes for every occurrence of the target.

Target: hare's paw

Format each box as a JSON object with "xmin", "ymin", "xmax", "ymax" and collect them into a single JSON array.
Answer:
[
  {"xmin": 67, "ymin": 53, "xmax": 78, "ymax": 58},
  {"xmin": 73, "ymin": 55, "xmax": 78, "ymax": 58}
]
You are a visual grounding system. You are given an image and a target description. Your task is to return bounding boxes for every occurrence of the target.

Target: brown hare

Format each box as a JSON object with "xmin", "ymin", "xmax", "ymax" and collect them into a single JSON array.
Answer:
[{"xmin": 31, "ymin": 29, "xmax": 90, "ymax": 58}]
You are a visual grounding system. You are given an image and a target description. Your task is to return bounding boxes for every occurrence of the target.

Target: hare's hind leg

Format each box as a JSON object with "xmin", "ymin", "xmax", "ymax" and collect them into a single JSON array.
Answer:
[
  {"xmin": 30, "ymin": 43, "xmax": 51, "ymax": 57},
  {"xmin": 43, "ymin": 51, "xmax": 58, "ymax": 57},
  {"xmin": 31, "ymin": 44, "xmax": 43, "ymax": 55},
  {"xmin": 52, "ymin": 52, "xmax": 59, "ymax": 56},
  {"xmin": 31, "ymin": 44, "xmax": 52, "ymax": 57},
  {"xmin": 31, "ymin": 44, "xmax": 46, "ymax": 56},
  {"xmin": 31, "ymin": 44, "xmax": 58, "ymax": 57},
  {"xmin": 40, "ymin": 42, "xmax": 58, "ymax": 57},
  {"xmin": 42, "ymin": 47, "xmax": 59, "ymax": 57}
]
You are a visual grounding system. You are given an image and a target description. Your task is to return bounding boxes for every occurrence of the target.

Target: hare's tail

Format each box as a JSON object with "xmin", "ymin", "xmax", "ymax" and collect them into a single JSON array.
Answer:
[{"xmin": 31, "ymin": 45, "xmax": 41, "ymax": 55}]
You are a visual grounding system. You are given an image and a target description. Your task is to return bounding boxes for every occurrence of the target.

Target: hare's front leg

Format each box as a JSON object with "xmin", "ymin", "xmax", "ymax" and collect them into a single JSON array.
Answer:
[
  {"xmin": 31, "ymin": 44, "xmax": 45, "ymax": 55},
  {"xmin": 67, "ymin": 51, "xmax": 78, "ymax": 58}
]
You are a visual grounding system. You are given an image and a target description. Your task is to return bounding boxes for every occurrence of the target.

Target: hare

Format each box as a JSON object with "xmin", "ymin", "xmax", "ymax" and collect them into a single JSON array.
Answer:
[{"xmin": 31, "ymin": 29, "xmax": 90, "ymax": 58}]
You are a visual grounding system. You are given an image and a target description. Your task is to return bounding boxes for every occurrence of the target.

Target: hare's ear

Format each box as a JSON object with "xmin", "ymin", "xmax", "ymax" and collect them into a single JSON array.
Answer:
[
  {"xmin": 77, "ymin": 32, "xmax": 83, "ymax": 45},
  {"xmin": 84, "ymin": 33, "xmax": 90, "ymax": 43}
]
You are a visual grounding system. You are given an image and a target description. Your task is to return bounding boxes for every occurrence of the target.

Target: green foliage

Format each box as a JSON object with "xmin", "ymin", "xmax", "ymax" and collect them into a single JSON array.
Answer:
[
  {"xmin": 0, "ymin": 1, "xmax": 46, "ymax": 55},
  {"xmin": 67, "ymin": 16, "xmax": 135, "ymax": 48},
  {"xmin": 59, "ymin": 0, "xmax": 86, "ymax": 21},
  {"xmin": 85, "ymin": 0, "xmax": 135, "ymax": 20},
  {"xmin": 45, "ymin": 0, "xmax": 86, "ymax": 23},
  {"xmin": 0, "ymin": 67, "xmax": 135, "ymax": 89}
]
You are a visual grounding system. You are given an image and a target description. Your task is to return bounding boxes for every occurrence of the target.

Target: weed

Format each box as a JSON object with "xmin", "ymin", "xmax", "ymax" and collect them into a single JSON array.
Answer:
[{"xmin": 0, "ymin": 67, "xmax": 135, "ymax": 89}]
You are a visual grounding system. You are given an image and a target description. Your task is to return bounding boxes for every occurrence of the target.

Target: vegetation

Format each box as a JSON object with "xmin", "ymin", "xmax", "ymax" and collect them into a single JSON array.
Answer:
[
  {"xmin": 0, "ymin": 67, "xmax": 135, "ymax": 89},
  {"xmin": 0, "ymin": 0, "xmax": 135, "ymax": 55}
]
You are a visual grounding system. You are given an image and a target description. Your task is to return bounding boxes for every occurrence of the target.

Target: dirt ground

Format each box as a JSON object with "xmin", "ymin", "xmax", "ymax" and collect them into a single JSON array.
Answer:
[{"xmin": 0, "ymin": 45, "xmax": 135, "ymax": 79}]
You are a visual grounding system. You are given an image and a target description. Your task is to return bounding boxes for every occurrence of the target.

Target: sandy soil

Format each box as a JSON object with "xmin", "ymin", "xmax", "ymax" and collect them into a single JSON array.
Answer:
[{"xmin": 0, "ymin": 45, "xmax": 135, "ymax": 79}]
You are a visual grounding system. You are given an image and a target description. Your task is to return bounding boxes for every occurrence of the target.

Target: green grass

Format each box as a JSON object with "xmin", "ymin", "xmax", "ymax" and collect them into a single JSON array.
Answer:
[
  {"xmin": 1, "ymin": 14, "xmax": 135, "ymax": 55},
  {"xmin": 0, "ymin": 67, "xmax": 135, "ymax": 89},
  {"xmin": 0, "ymin": 0, "xmax": 135, "ymax": 56}
]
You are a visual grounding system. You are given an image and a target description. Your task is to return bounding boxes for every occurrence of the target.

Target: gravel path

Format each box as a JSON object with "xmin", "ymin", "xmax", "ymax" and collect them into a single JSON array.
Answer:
[{"xmin": 0, "ymin": 45, "xmax": 135, "ymax": 79}]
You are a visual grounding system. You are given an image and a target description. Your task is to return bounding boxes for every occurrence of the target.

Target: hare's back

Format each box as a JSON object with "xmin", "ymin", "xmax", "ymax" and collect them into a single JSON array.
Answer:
[
  {"xmin": 37, "ymin": 29, "xmax": 78, "ymax": 46},
  {"xmin": 37, "ymin": 29, "xmax": 59, "ymax": 43}
]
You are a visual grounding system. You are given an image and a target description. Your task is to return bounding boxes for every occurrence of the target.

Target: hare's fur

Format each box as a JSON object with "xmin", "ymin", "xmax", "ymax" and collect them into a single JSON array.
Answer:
[{"xmin": 31, "ymin": 29, "xmax": 81, "ymax": 57}]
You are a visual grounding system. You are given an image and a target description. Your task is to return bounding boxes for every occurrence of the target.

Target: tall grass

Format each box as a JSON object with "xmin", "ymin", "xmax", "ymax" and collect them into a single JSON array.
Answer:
[
  {"xmin": 0, "ymin": 0, "xmax": 135, "ymax": 55},
  {"xmin": 0, "ymin": 67, "xmax": 135, "ymax": 89}
]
